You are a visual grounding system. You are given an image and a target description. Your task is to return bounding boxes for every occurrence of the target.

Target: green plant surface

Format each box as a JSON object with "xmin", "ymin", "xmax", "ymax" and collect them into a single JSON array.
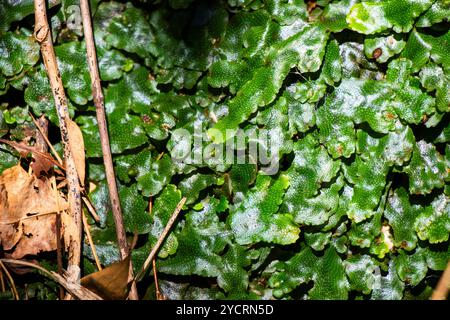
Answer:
[
  {"xmin": 347, "ymin": 0, "xmax": 434, "ymax": 34},
  {"xmin": 230, "ymin": 174, "xmax": 299, "ymax": 245},
  {"xmin": 269, "ymin": 246, "xmax": 350, "ymax": 299},
  {"xmin": 384, "ymin": 187, "xmax": 420, "ymax": 251},
  {"xmin": 0, "ymin": 0, "xmax": 449, "ymax": 301},
  {"xmin": 0, "ymin": 32, "xmax": 40, "ymax": 79},
  {"xmin": 343, "ymin": 254, "xmax": 377, "ymax": 295},
  {"xmin": 364, "ymin": 35, "xmax": 406, "ymax": 63},
  {"xmin": 404, "ymin": 140, "xmax": 448, "ymax": 195}
]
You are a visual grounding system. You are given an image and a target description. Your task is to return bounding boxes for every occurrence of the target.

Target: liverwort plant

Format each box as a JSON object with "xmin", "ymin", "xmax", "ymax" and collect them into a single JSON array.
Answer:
[
  {"xmin": 170, "ymin": 125, "xmax": 280, "ymax": 175},
  {"xmin": 0, "ymin": 0, "xmax": 449, "ymax": 300}
]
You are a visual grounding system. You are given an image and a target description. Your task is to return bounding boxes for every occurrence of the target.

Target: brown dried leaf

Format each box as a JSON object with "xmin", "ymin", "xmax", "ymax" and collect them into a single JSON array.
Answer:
[
  {"xmin": 31, "ymin": 157, "xmax": 54, "ymax": 177},
  {"xmin": 0, "ymin": 165, "xmax": 68, "ymax": 258},
  {"xmin": 9, "ymin": 215, "xmax": 57, "ymax": 259},
  {"xmin": 0, "ymin": 165, "xmax": 68, "ymax": 220},
  {"xmin": 81, "ymin": 256, "xmax": 131, "ymax": 300},
  {"xmin": 0, "ymin": 140, "xmax": 29, "ymax": 158},
  {"xmin": 0, "ymin": 139, "xmax": 62, "ymax": 176},
  {"xmin": 66, "ymin": 119, "xmax": 85, "ymax": 185},
  {"xmin": 0, "ymin": 223, "xmax": 22, "ymax": 252}
]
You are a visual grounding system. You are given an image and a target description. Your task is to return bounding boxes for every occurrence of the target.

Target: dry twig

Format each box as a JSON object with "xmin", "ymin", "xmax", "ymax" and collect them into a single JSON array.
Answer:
[
  {"xmin": 34, "ymin": 115, "xmax": 48, "ymax": 153},
  {"xmin": 0, "ymin": 259, "xmax": 102, "ymax": 300},
  {"xmin": 82, "ymin": 196, "xmax": 101, "ymax": 223},
  {"xmin": 34, "ymin": 0, "xmax": 83, "ymax": 294},
  {"xmin": 79, "ymin": 0, "xmax": 138, "ymax": 300},
  {"xmin": 82, "ymin": 213, "xmax": 102, "ymax": 272},
  {"xmin": 0, "ymin": 261, "xmax": 19, "ymax": 300},
  {"xmin": 0, "ymin": 270, "xmax": 5, "ymax": 292},
  {"xmin": 431, "ymin": 261, "xmax": 450, "ymax": 300},
  {"xmin": 45, "ymin": 132, "xmax": 63, "ymax": 300},
  {"xmin": 148, "ymin": 200, "xmax": 164, "ymax": 300},
  {"xmin": 30, "ymin": 113, "xmax": 63, "ymax": 165},
  {"xmin": 152, "ymin": 259, "xmax": 165, "ymax": 300},
  {"xmin": 135, "ymin": 197, "xmax": 186, "ymax": 281}
]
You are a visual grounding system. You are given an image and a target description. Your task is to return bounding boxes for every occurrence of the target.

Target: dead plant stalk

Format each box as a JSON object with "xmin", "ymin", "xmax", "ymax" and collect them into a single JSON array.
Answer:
[
  {"xmin": 33, "ymin": 0, "xmax": 83, "ymax": 293},
  {"xmin": 79, "ymin": 0, "xmax": 138, "ymax": 300},
  {"xmin": 136, "ymin": 197, "xmax": 187, "ymax": 281}
]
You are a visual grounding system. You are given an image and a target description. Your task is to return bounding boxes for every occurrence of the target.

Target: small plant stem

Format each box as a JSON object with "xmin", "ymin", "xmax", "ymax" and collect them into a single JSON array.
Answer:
[
  {"xmin": 34, "ymin": 0, "xmax": 83, "ymax": 295},
  {"xmin": 135, "ymin": 197, "xmax": 186, "ymax": 281},
  {"xmin": 79, "ymin": 0, "xmax": 138, "ymax": 300}
]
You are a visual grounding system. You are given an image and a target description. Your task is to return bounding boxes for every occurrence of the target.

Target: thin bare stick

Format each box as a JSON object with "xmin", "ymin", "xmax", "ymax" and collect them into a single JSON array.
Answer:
[
  {"xmin": 156, "ymin": 152, "xmax": 164, "ymax": 161},
  {"xmin": 152, "ymin": 259, "xmax": 165, "ymax": 300},
  {"xmin": 431, "ymin": 261, "xmax": 450, "ymax": 300},
  {"xmin": 149, "ymin": 201, "xmax": 163, "ymax": 300},
  {"xmin": 0, "ymin": 269, "xmax": 5, "ymax": 292},
  {"xmin": 56, "ymin": 212, "xmax": 64, "ymax": 300},
  {"xmin": 152, "ymin": 259, "xmax": 159, "ymax": 296},
  {"xmin": 0, "ymin": 211, "xmax": 57, "ymax": 225},
  {"xmin": 78, "ymin": 0, "xmax": 127, "ymax": 258},
  {"xmin": 0, "ymin": 261, "xmax": 19, "ymax": 300},
  {"xmin": 0, "ymin": 259, "xmax": 102, "ymax": 300},
  {"xmin": 30, "ymin": 112, "xmax": 63, "ymax": 165},
  {"xmin": 135, "ymin": 197, "xmax": 186, "ymax": 281},
  {"xmin": 34, "ymin": 0, "xmax": 83, "ymax": 290},
  {"xmin": 49, "ymin": 147, "xmax": 64, "ymax": 300},
  {"xmin": 79, "ymin": 0, "xmax": 137, "ymax": 300},
  {"xmin": 35, "ymin": 115, "xmax": 48, "ymax": 153},
  {"xmin": 82, "ymin": 213, "xmax": 102, "ymax": 271},
  {"xmin": 130, "ymin": 232, "xmax": 139, "ymax": 252},
  {"xmin": 82, "ymin": 196, "xmax": 100, "ymax": 223}
]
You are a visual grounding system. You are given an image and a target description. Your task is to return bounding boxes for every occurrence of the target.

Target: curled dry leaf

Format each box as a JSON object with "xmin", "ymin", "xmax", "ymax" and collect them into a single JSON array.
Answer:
[
  {"xmin": 0, "ymin": 165, "xmax": 68, "ymax": 258},
  {"xmin": 0, "ymin": 138, "xmax": 62, "ymax": 176},
  {"xmin": 30, "ymin": 156, "xmax": 54, "ymax": 177},
  {"xmin": 81, "ymin": 255, "xmax": 131, "ymax": 300},
  {"xmin": 66, "ymin": 118, "xmax": 86, "ymax": 185}
]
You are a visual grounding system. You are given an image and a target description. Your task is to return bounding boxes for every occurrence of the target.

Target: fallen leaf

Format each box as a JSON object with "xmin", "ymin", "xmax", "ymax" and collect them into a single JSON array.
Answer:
[
  {"xmin": 11, "ymin": 215, "xmax": 57, "ymax": 259},
  {"xmin": 81, "ymin": 255, "xmax": 131, "ymax": 300},
  {"xmin": 0, "ymin": 223, "xmax": 22, "ymax": 252},
  {"xmin": 0, "ymin": 165, "xmax": 68, "ymax": 220},
  {"xmin": 66, "ymin": 118, "xmax": 86, "ymax": 185},
  {"xmin": 0, "ymin": 138, "xmax": 63, "ymax": 176},
  {"xmin": 30, "ymin": 155, "xmax": 54, "ymax": 177},
  {"xmin": 0, "ymin": 165, "xmax": 68, "ymax": 258}
]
